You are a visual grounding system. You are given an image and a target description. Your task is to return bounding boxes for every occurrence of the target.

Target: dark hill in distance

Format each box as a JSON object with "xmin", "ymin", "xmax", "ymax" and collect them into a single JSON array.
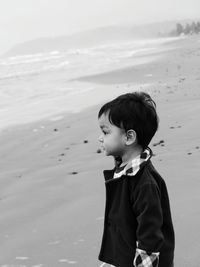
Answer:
[{"xmin": 3, "ymin": 20, "xmax": 188, "ymax": 57}]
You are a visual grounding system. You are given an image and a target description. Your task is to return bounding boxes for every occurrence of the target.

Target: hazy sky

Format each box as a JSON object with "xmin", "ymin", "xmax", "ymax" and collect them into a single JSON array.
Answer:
[{"xmin": 0, "ymin": 0, "xmax": 199, "ymax": 54}]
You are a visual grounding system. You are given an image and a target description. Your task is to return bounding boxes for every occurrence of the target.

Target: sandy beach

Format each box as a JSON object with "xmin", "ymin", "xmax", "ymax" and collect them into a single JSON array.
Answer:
[{"xmin": 0, "ymin": 35, "xmax": 200, "ymax": 266}]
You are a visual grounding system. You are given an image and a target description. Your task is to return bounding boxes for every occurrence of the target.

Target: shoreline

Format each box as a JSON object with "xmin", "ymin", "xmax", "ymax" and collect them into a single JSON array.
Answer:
[{"xmin": 0, "ymin": 36, "xmax": 183, "ymax": 132}]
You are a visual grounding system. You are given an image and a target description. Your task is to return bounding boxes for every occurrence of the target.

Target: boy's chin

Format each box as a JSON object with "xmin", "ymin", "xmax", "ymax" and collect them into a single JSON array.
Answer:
[
  {"xmin": 104, "ymin": 150, "xmax": 112, "ymax": 156},
  {"xmin": 105, "ymin": 151, "xmax": 116, "ymax": 157}
]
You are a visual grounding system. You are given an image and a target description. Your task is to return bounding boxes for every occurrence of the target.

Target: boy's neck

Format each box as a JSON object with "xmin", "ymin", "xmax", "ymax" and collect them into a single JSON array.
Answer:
[{"xmin": 121, "ymin": 146, "xmax": 143, "ymax": 167}]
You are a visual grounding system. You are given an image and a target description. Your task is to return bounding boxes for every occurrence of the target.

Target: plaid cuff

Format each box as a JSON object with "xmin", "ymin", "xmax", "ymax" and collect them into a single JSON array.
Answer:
[{"xmin": 133, "ymin": 248, "xmax": 159, "ymax": 267}]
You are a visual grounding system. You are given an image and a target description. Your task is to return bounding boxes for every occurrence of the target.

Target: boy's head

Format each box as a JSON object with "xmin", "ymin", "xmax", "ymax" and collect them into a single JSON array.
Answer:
[{"xmin": 98, "ymin": 92, "xmax": 159, "ymax": 157}]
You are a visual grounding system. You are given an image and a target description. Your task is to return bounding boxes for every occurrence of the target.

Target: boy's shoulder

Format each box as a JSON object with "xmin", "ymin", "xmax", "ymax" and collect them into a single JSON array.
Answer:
[{"xmin": 129, "ymin": 160, "xmax": 166, "ymax": 191}]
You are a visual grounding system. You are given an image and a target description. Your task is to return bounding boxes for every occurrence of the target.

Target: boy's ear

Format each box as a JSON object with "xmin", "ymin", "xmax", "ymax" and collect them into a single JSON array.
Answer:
[{"xmin": 125, "ymin": 129, "xmax": 137, "ymax": 145}]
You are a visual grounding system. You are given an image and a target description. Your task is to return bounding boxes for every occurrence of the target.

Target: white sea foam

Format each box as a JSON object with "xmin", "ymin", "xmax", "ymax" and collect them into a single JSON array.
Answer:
[
  {"xmin": 0, "ymin": 51, "xmax": 63, "ymax": 65},
  {"xmin": 49, "ymin": 115, "xmax": 64, "ymax": 121}
]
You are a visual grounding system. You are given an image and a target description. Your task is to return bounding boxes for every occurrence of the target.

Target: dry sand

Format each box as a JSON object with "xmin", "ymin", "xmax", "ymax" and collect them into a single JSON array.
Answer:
[{"xmin": 0, "ymin": 35, "xmax": 200, "ymax": 266}]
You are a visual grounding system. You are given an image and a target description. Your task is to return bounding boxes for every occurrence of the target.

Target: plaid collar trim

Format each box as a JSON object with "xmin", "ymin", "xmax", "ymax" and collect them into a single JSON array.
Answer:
[{"xmin": 113, "ymin": 148, "xmax": 151, "ymax": 179}]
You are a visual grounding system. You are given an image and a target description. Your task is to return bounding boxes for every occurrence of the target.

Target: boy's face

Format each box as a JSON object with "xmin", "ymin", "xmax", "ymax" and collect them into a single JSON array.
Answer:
[{"xmin": 98, "ymin": 112, "xmax": 126, "ymax": 157}]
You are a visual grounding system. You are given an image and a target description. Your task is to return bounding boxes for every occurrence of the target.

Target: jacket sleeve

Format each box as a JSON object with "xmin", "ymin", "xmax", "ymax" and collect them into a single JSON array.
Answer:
[{"xmin": 132, "ymin": 183, "xmax": 164, "ymax": 253}]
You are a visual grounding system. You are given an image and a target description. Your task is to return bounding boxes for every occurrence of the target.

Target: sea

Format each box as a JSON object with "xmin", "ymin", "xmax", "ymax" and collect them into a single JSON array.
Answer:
[{"xmin": 0, "ymin": 36, "xmax": 181, "ymax": 130}]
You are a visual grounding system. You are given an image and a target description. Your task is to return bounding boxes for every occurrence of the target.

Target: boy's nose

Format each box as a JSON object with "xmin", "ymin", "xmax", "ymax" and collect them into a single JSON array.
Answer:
[{"xmin": 98, "ymin": 135, "xmax": 103, "ymax": 143}]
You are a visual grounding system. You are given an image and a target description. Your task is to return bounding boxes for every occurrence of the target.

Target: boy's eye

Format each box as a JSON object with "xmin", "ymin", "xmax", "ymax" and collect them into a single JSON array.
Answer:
[{"xmin": 103, "ymin": 130, "xmax": 109, "ymax": 135}]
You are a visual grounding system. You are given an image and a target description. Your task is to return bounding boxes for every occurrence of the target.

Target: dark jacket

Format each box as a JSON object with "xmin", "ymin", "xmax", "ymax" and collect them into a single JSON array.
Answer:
[{"xmin": 98, "ymin": 160, "xmax": 175, "ymax": 267}]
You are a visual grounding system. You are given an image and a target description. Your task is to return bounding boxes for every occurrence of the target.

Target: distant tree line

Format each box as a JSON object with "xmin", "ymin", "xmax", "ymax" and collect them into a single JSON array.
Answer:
[{"xmin": 172, "ymin": 21, "xmax": 200, "ymax": 36}]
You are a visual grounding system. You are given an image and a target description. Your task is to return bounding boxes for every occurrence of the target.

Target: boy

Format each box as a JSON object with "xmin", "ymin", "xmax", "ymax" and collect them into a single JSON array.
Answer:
[{"xmin": 98, "ymin": 92, "xmax": 175, "ymax": 267}]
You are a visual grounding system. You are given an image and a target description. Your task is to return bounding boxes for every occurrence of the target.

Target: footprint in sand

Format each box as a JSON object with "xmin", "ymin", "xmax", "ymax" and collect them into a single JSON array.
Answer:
[
  {"xmin": 187, "ymin": 146, "xmax": 200, "ymax": 155},
  {"xmin": 152, "ymin": 140, "xmax": 165, "ymax": 147},
  {"xmin": 59, "ymin": 153, "xmax": 65, "ymax": 157},
  {"xmin": 169, "ymin": 125, "xmax": 182, "ymax": 129},
  {"xmin": 68, "ymin": 171, "xmax": 78, "ymax": 175}
]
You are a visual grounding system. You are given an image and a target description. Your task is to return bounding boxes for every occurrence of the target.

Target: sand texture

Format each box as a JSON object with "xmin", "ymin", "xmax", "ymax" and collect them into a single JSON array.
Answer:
[{"xmin": 0, "ymin": 35, "xmax": 200, "ymax": 266}]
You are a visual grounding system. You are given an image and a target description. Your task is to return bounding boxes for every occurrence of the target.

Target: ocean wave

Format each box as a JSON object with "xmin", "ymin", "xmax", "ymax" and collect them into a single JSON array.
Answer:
[
  {"xmin": 0, "ymin": 51, "xmax": 65, "ymax": 66},
  {"xmin": 0, "ymin": 60, "xmax": 70, "ymax": 80},
  {"xmin": 0, "ymin": 48, "xmax": 98, "ymax": 66},
  {"xmin": 0, "ymin": 36, "xmax": 181, "ymax": 81}
]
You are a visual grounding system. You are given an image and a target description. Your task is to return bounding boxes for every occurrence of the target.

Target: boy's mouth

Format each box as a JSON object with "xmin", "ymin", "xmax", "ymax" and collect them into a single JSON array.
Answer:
[{"xmin": 101, "ymin": 146, "xmax": 105, "ymax": 151}]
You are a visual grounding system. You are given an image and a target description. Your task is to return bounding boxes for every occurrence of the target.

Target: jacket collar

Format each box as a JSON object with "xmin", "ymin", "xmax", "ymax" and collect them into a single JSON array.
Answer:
[{"xmin": 103, "ymin": 148, "xmax": 152, "ymax": 182}]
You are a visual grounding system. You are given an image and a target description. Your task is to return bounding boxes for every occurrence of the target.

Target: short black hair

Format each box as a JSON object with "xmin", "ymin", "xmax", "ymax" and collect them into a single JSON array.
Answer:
[{"xmin": 98, "ymin": 91, "xmax": 159, "ymax": 149}]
